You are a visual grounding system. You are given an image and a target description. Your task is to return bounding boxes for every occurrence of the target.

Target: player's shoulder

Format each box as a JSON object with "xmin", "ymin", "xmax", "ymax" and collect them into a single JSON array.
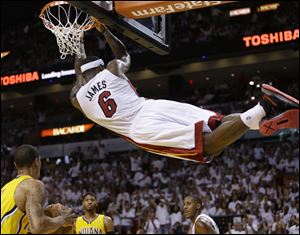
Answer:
[
  {"xmin": 106, "ymin": 60, "xmax": 128, "ymax": 80},
  {"xmin": 103, "ymin": 215, "xmax": 113, "ymax": 222},
  {"xmin": 18, "ymin": 178, "xmax": 44, "ymax": 191},
  {"xmin": 76, "ymin": 215, "xmax": 83, "ymax": 221},
  {"xmin": 103, "ymin": 215, "xmax": 114, "ymax": 227},
  {"xmin": 195, "ymin": 214, "xmax": 219, "ymax": 234}
]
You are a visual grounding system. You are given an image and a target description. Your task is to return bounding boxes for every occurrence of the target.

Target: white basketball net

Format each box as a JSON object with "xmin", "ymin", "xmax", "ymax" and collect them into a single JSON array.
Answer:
[{"xmin": 40, "ymin": 1, "xmax": 96, "ymax": 59}]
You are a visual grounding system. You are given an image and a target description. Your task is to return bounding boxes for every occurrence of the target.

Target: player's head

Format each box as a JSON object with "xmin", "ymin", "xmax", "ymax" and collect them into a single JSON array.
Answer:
[
  {"xmin": 80, "ymin": 56, "xmax": 105, "ymax": 78},
  {"xmin": 82, "ymin": 192, "xmax": 98, "ymax": 213},
  {"xmin": 14, "ymin": 144, "xmax": 41, "ymax": 179},
  {"xmin": 183, "ymin": 195, "xmax": 203, "ymax": 220}
]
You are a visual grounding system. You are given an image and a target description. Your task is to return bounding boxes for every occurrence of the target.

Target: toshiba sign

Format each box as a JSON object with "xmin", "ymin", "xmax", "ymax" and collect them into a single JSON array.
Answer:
[
  {"xmin": 243, "ymin": 29, "xmax": 299, "ymax": 47},
  {"xmin": 1, "ymin": 71, "xmax": 39, "ymax": 86}
]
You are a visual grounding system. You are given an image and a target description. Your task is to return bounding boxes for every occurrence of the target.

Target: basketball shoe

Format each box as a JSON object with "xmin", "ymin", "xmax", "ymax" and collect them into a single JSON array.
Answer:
[{"xmin": 259, "ymin": 84, "xmax": 299, "ymax": 136}]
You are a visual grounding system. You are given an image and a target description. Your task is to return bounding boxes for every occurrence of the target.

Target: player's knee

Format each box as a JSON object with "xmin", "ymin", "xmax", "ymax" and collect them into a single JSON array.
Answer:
[
  {"xmin": 203, "ymin": 134, "xmax": 223, "ymax": 157},
  {"xmin": 204, "ymin": 147, "xmax": 223, "ymax": 158}
]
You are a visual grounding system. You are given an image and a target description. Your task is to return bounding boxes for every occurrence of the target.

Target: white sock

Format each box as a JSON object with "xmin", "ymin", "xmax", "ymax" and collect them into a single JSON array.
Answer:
[{"xmin": 240, "ymin": 103, "xmax": 266, "ymax": 130}]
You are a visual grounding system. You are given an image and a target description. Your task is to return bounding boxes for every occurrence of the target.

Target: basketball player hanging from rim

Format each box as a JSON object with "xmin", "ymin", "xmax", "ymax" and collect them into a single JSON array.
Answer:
[{"xmin": 70, "ymin": 20, "xmax": 299, "ymax": 164}]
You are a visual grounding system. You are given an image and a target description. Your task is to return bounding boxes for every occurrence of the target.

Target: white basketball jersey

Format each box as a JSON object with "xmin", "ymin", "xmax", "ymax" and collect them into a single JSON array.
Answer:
[
  {"xmin": 76, "ymin": 69, "xmax": 146, "ymax": 136},
  {"xmin": 192, "ymin": 214, "xmax": 220, "ymax": 234}
]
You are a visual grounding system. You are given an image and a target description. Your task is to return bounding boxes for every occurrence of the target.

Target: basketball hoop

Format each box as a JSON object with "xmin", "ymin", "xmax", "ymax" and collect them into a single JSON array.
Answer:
[{"xmin": 39, "ymin": 1, "xmax": 96, "ymax": 59}]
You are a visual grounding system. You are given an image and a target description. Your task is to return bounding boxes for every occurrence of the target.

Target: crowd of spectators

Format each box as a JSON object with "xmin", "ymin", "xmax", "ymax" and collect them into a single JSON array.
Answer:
[
  {"xmin": 1, "ymin": 136, "xmax": 299, "ymax": 234},
  {"xmin": 171, "ymin": 1, "xmax": 299, "ymax": 48},
  {"xmin": 1, "ymin": 2, "xmax": 299, "ymax": 234}
]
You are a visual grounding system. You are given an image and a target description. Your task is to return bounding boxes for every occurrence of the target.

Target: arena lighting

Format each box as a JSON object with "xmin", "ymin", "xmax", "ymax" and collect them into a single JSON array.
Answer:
[
  {"xmin": 256, "ymin": 84, "xmax": 261, "ymax": 88},
  {"xmin": 229, "ymin": 7, "xmax": 251, "ymax": 17},
  {"xmin": 1, "ymin": 51, "xmax": 10, "ymax": 59},
  {"xmin": 243, "ymin": 29, "xmax": 299, "ymax": 47},
  {"xmin": 249, "ymin": 81, "xmax": 255, "ymax": 85},
  {"xmin": 251, "ymin": 96, "xmax": 255, "ymax": 100},
  {"xmin": 41, "ymin": 124, "xmax": 95, "ymax": 137},
  {"xmin": 257, "ymin": 3, "xmax": 280, "ymax": 12}
]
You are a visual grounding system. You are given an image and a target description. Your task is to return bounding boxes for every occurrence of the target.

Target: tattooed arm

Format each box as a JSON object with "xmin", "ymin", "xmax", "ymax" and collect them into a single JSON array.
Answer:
[
  {"xmin": 25, "ymin": 179, "xmax": 76, "ymax": 234},
  {"xmin": 104, "ymin": 216, "xmax": 115, "ymax": 233}
]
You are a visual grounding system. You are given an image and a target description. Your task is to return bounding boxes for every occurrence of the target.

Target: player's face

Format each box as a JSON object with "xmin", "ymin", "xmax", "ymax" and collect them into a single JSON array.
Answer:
[
  {"xmin": 183, "ymin": 196, "xmax": 198, "ymax": 219},
  {"xmin": 83, "ymin": 195, "xmax": 97, "ymax": 212}
]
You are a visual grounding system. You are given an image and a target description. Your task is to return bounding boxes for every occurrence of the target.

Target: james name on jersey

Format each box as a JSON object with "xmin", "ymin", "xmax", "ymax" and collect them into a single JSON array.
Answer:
[{"xmin": 85, "ymin": 80, "xmax": 107, "ymax": 101}]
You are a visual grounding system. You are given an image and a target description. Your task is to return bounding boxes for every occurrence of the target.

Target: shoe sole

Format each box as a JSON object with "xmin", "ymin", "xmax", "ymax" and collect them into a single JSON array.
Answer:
[
  {"xmin": 262, "ymin": 84, "xmax": 299, "ymax": 108},
  {"xmin": 259, "ymin": 109, "xmax": 299, "ymax": 136}
]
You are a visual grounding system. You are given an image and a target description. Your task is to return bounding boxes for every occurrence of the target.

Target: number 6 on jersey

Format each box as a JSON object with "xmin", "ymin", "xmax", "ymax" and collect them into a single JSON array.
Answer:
[{"xmin": 98, "ymin": 91, "xmax": 117, "ymax": 118}]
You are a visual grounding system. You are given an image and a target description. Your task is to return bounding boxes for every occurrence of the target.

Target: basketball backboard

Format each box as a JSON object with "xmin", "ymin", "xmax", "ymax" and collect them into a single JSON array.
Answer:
[{"xmin": 68, "ymin": 1, "xmax": 170, "ymax": 55}]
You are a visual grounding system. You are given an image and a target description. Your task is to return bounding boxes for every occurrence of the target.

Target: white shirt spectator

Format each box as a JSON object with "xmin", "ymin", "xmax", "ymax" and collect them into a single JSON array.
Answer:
[
  {"xmin": 42, "ymin": 175, "xmax": 52, "ymax": 184},
  {"xmin": 121, "ymin": 207, "xmax": 135, "ymax": 226},
  {"xmin": 254, "ymin": 146, "xmax": 264, "ymax": 160},
  {"xmin": 207, "ymin": 206, "xmax": 217, "ymax": 216},
  {"xmin": 69, "ymin": 190, "xmax": 81, "ymax": 202},
  {"xmin": 144, "ymin": 219, "xmax": 160, "ymax": 234},
  {"xmin": 116, "ymin": 192, "xmax": 130, "ymax": 207},
  {"xmin": 156, "ymin": 204, "xmax": 170, "ymax": 226},
  {"xmin": 246, "ymin": 222, "xmax": 258, "ymax": 234},
  {"xmin": 228, "ymin": 228, "xmax": 246, "ymax": 234},
  {"xmin": 68, "ymin": 161, "xmax": 81, "ymax": 178},
  {"xmin": 215, "ymin": 207, "xmax": 225, "ymax": 216},
  {"xmin": 278, "ymin": 158, "xmax": 288, "ymax": 171},
  {"xmin": 250, "ymin": 173, "xmax": 260, "ymax": 185},
  {"xmin": 247, "ymin": 161, "xmax": 256, "ymax": 170},
  {"xmin": 133, "ymin": 171, "xmax": 152, "ymax": 187},
  {"xmin": 228, "ymin": 200, "xmax": 242, "ymax": 213},
  {"xmin": 130, "ymin": 156, "xmax": 142, "ymax": 172},
  {"xmin": 170, "ymin": 211, "xmax": 182, "ymax": 227},
  {"xmin": 288, "ymin": 225, "xmax": 299, "ymax": 234},
  {"xmin": 226, "ymin": 156, "xmax": 235, "ymax": 168},
  {"xmin": 261, "ymin": 210, "xmax": 274, "ymax": 225},
  {"xmin": 281, "ymin": 212, "xmax": 291, "ymax": 225},
  {"xmin": 97, "ymin": 187, "xmax": 108, "ymax": 203},
  {"xmin": 268, "ymin": 155, "xmax": 277, "ymax": 166},
  {"xmin": 258, "ymin": 187, "xmax": 266, "ymax": 195},
  {"xmin": 152, "ymin": 159, "xmax": 164, "ymax": 171},
  {"xmin": 285, "ymin": 157, "xmax": 299, "ymax": 173}
]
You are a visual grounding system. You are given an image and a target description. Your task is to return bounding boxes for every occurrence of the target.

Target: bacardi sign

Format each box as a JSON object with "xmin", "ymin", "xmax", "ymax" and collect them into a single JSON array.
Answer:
[{"xmin": 41, "ymin": 124, "xmax": 95, "ymax": 137}]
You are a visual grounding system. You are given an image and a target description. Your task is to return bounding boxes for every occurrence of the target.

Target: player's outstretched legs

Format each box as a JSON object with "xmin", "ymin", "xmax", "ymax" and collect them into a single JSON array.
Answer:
[
  {"xmin": 203, "ymin": 84, "xmax": 299, "ymax": 157},
  {"xmin": 203, "ymin": 114, "xmax": 249, "ymax": 156}
]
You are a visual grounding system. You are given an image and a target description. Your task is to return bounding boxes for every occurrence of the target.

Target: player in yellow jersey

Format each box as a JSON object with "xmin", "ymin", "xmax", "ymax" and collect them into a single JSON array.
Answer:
[
  {"xmin": 1, "ymin": 144, "xmax": 76, "ymax": 234},
  {"xmin": 75, "ymin": 192, "xmax": 114, "ymax": 234}
]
